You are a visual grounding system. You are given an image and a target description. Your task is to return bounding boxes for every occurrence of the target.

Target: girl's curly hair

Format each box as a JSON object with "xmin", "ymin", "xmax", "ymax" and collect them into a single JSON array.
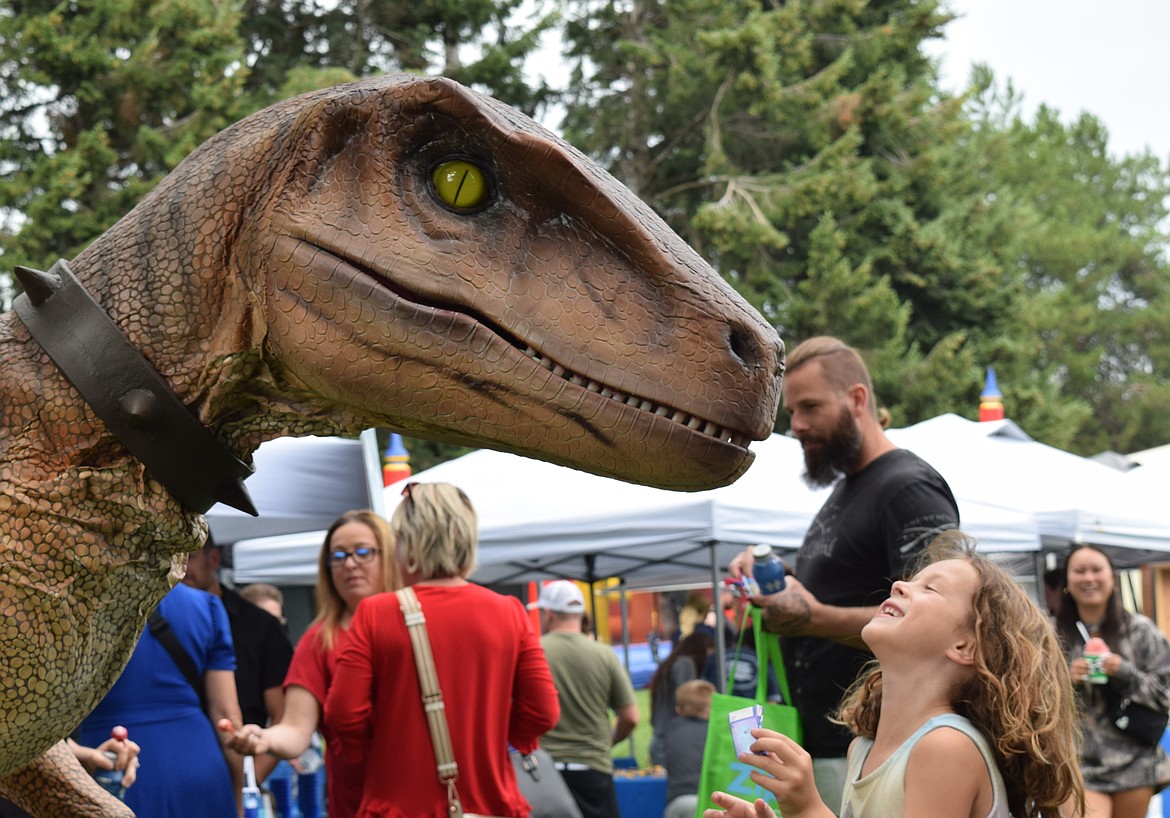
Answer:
[{"xmin": 834, "ymin": 531, "xmax": 1085, "ymax": 818}]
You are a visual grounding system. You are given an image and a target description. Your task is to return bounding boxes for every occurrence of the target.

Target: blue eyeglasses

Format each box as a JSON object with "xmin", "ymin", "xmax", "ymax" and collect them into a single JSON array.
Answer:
[{"xmin": 329, "ymin": 546, "xmax": 380, "ymax": 566}]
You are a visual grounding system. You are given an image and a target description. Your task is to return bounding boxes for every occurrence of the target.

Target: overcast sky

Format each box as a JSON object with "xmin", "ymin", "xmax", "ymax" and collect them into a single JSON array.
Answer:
[{"xmin": 926, "ymin": 0, "xmax": 1170, "ymax": 162}]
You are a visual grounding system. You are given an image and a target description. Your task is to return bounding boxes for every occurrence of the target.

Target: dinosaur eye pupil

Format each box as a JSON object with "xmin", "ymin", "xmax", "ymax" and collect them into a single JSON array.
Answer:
[{"xmin": 432, "ymin": 159, "xmax": 490, "ymax": 211}]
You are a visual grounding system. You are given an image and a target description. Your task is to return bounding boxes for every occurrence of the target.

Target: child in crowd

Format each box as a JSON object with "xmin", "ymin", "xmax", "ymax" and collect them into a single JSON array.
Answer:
[
  {"xmin": 703, "ymin": 532, "xmax": 1084, "ymax": 818},
  {"xmin": 663, "ymin": 679, "xmax": 716, "ymax": 818}
]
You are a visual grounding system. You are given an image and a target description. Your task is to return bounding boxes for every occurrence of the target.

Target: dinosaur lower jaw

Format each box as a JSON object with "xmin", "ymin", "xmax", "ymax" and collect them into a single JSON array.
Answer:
[{"xmin": 520, "ymin": 344, "xmax": 753, "ymax": 449}]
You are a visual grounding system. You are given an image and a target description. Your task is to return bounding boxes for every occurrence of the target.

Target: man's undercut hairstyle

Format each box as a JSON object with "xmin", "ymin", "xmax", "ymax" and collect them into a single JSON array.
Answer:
[{"xmin": 786, "ymin": 336, "xmax": 877, "ymax": 418}]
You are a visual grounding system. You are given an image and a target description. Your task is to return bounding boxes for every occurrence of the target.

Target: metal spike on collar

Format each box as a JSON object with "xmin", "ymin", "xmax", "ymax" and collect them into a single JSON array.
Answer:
[
  {"xmin": 14, "ymin": 265, "xmax": 62, "ymax": 307},
  {"xmin": 12, "ymin": 259, "xmax": 257, "ymax": 516}
]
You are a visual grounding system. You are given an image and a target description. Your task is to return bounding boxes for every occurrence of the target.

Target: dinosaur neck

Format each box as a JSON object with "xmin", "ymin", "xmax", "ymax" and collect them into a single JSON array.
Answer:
[{"xmin": 12, "ymin": 260, "xmax": 256, "ymax": 514}]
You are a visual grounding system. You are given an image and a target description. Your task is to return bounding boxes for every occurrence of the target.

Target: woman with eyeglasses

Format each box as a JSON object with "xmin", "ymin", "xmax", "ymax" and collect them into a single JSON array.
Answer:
[
  {"xmin": 219, "ymin": 509, "xmax": 401, "ymax": 818},
  {"xmin": 324, "ymin": 482, "xmax": 560, "ymax": 817}
]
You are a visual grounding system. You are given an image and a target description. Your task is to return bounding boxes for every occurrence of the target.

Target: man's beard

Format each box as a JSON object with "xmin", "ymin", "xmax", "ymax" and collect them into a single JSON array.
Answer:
[{"xmin": 800, "ymin": 405, "xmax": 862, "ymax": 488}]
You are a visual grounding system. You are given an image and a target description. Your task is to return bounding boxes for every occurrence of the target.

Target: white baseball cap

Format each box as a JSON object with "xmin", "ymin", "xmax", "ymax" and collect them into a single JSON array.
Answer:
[{"xmin": 528, "ymin": 580, "xmax": 585, "ymax": 613}]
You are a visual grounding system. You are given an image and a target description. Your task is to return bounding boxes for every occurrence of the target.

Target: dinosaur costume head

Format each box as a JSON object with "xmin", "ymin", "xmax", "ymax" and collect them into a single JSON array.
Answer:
[{"xmin": 0, "ymin": 75, "xmax": 782, "ymax": 814}]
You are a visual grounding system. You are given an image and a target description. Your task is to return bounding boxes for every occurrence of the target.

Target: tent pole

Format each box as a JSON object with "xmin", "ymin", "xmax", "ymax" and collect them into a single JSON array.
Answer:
[
  {"xmin": 620, "ymin": 583, "xmax": 631, "ymax": 671},
  {"xmin": 359, "ymin": 429, "xmax": 388, "ymax": 517},
  {"xmin": 1033, "ymin": 550, "xmax": 1049, "ymax": 608},
  {"xmin": 619, "ymin": 583, "xmax": 635, "ymax": 761},
  {"xmin": 709, "ymin": 541, "xmax": 726, "ymax": 693}
]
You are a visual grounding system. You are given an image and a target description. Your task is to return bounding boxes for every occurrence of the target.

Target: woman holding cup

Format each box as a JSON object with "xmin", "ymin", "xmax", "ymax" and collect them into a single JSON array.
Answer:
[{"xmin": 1054, "ymin": 544, "xmax": 1170, "ymax": 818}]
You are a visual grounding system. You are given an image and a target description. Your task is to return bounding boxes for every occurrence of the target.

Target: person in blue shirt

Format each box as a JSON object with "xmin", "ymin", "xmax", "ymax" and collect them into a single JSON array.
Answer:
[{"xmin": 79, "ymin": 582, "xmax": 243, "ymax": 817}]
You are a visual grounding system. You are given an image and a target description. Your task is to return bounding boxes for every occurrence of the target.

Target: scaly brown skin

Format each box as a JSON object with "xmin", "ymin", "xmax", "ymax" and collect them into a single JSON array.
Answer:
[{"xmin": 0, "ymin": 75, "xmax": 783, "ymax": 814}]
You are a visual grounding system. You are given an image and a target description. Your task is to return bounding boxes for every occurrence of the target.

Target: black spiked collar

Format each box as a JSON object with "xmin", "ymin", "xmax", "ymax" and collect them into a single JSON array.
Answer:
[{"xmin": 13, "ymin": 259, "xmax": 257, "ymax": 515}]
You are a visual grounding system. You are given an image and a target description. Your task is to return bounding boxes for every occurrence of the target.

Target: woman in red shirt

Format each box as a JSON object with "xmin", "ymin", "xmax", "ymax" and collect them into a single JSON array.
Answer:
[
  {"xmin": 325, "ymin": 482, "xmax": 560, "ymax": 818},
  {"xmin": 220, "ymin": 509, "xmax": 401, "ymax": 818}
]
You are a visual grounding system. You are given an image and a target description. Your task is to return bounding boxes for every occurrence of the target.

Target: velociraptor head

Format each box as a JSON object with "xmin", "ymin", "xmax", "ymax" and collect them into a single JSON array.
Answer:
[{"xmin": 78, "ymin": 75, "xmax": 784, "ymax": 490}]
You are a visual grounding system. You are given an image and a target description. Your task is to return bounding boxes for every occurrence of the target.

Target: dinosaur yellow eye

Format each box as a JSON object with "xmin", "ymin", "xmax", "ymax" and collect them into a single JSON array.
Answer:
[{"xmin": 431, "ymin": 159, "xmax": 490, "ymax": 211}]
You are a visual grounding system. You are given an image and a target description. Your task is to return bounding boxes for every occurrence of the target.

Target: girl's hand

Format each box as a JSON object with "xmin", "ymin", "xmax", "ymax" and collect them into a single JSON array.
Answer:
[
  {"xmin": 216, "ymin": 719, "xmax": 271, "ymax": 756},
  {"xmin": 738, "ymin": 729, "xmax": 832, "ymax": 818},
  {"xmin": 703, "ymin": 791, "xmax": 778, "ymax": 818}
]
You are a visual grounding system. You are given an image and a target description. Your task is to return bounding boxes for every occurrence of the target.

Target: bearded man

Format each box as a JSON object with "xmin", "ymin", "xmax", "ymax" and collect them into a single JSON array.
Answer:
[{"xmin": 730, "ymin": 336, "xmax": 959, "ymax": 815}]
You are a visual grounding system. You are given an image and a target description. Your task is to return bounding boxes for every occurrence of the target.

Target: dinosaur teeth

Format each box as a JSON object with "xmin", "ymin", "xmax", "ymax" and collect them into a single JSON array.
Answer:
[{"xmin": 524, "ymin": 346, "xmax": 747, "ymax": 448}]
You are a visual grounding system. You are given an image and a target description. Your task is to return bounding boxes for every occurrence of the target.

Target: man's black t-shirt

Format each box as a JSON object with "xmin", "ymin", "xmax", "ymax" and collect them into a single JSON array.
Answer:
[
  {"xmin": 219, "ymin": 587, "xmax": 294, "ymax": 727},
  {"xmin": 785, "ymin": 448, "xmax": 959, "ymax": 757}
]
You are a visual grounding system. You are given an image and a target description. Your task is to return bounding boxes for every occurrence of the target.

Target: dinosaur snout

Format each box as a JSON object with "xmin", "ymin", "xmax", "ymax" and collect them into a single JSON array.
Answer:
[{"xmin": 727, "ymin": 321, "xmax": 785, "ymax": 379}]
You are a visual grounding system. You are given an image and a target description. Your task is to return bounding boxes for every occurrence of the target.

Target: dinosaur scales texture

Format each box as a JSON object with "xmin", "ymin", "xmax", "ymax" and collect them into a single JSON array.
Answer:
[{"xmin": 0, "ymin": 75, "xmax": 783, "ymax": 815}]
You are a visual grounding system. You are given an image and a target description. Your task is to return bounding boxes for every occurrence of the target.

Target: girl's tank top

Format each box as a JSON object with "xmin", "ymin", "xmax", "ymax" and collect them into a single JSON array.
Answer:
[{"xmin": 840, "ymin": 713, "xmax": 1010, "ymax": 818}]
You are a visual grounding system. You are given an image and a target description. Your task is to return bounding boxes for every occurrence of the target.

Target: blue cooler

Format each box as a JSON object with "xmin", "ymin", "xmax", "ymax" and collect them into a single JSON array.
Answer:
[{"xmin": 266, "ymin": 760, "xmax": 295, "ymax": 818}]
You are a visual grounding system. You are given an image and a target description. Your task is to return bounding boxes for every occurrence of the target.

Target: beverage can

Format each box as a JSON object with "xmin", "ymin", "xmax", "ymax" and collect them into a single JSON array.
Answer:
[{"xmin": 750, "ymin": 544, "xmax": 787, "ymax": 595}]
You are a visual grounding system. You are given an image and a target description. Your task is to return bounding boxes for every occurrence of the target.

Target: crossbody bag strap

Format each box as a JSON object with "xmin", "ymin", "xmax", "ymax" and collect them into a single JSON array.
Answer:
[
  {"xmin": 750, "ymin": 605, "xmax": 793, "ymax": 704},
  {"xmin": 396, "ymin": 587, "xmax": 464, "ymax": 816},
  {"xmin": 725, "ymin": 604, "xmax": 753, "ymax": 692},
  {"xmin": 147, "ymin": 610, "xmax": 209, "ymax": 714}
]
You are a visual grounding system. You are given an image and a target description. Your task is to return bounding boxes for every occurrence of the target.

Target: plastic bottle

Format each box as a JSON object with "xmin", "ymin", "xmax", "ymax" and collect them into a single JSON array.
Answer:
[
  {"xmin": 92, "ymin": 751, "xmax": 125, "ymax": 801},
  {"xmin": 750, "ymin": 544, "xmax": 787, "ymax": 595},
  {"xmin": 242, "ymin": 756, "xmax": 262, "ymax": 818},
  {"xmin": 242, "ymin": 785, "xmax": 262, "ymax": 818}
]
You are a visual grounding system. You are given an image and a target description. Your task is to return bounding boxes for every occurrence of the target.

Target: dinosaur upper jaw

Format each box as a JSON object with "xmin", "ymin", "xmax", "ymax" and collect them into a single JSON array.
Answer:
[{"xmin": 260, "ymin": 211, "xmax": 779, "ymax": 489}]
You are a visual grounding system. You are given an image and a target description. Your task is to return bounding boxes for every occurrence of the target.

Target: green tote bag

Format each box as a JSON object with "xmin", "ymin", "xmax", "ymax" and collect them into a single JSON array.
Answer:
[{"xmin": 695, "ymin": 606, "xmax": 803, "ymax": 817}]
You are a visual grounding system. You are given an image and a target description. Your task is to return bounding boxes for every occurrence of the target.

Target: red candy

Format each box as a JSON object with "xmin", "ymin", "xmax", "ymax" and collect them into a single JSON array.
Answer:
[{"xmin": 111, "ymin": 726, "xmax": 128, "ymax": 742}]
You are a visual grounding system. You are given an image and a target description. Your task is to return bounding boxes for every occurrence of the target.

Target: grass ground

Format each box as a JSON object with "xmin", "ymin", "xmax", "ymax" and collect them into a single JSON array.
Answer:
[{"xmin": 611, "ymin": 687, "xmax": 654, "ymax": 768}]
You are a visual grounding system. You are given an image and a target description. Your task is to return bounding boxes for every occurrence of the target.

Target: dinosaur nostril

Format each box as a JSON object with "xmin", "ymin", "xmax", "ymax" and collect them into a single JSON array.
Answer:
[
  {"xmin": 728, "ymin": 324, "xmax": 762, "ymax": 368},
  {"xmin": 728, "ymin": 325, "xmax": 785, "ymax": 377}
]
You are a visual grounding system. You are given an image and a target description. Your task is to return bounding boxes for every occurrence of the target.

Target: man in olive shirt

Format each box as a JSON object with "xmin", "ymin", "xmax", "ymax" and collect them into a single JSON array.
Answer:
[{"xmin": 533, "ymin": 581, "xmax": 639, "ymax": 818}]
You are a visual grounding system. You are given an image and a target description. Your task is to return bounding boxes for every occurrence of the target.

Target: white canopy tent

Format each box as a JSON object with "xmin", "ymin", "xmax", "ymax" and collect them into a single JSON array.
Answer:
[
  {"xmin": 232, "ymin": 429, "xmax": 1041, "ymax": 588},
  {"xmin": 205, "ymin": 435, "xmax": 369, "ymax": 545},
  {"xmin": 885, "ymin": 414, "xmax": 1170, "ymax": 567}
]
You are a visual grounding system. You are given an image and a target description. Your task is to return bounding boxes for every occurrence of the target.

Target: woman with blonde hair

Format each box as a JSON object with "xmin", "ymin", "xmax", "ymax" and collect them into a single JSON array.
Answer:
[
  {"xmin": 325, "ymin": 482, "xmax": 559, "ymax": 817},
  {"xmin": 703, "ymin": 532, "xmax": 1084, "ymax": 818},
  {"xmin": 220, "ymin": 509, "xmax": 401, "ymax": 818}
]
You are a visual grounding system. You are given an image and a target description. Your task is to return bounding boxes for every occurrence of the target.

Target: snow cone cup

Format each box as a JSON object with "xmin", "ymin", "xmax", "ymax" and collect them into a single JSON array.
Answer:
[{"xmin": 1084, "ymin": 637, "xmax": 1109, "ymax": 684}]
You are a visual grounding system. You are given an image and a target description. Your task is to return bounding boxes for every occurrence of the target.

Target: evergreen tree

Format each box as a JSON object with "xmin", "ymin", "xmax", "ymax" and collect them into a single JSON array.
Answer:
[
  {"xmin": 962, "ymin": 72, "xmax": 1170, "ymax": 453},
  {"xmin": 0, "ymin": 0, "xmax": 247, "ymax": 273},
  {"xmin": 560, "ymin": 0, "xmax": 1015, "ymax": 429},
  {"xmin": 235, "ymin": 0, "xmax": 559, "ymax": 116},
  {"xmin": 235, "ymin": 0, "xmax": 346, "ymax": 104}
]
